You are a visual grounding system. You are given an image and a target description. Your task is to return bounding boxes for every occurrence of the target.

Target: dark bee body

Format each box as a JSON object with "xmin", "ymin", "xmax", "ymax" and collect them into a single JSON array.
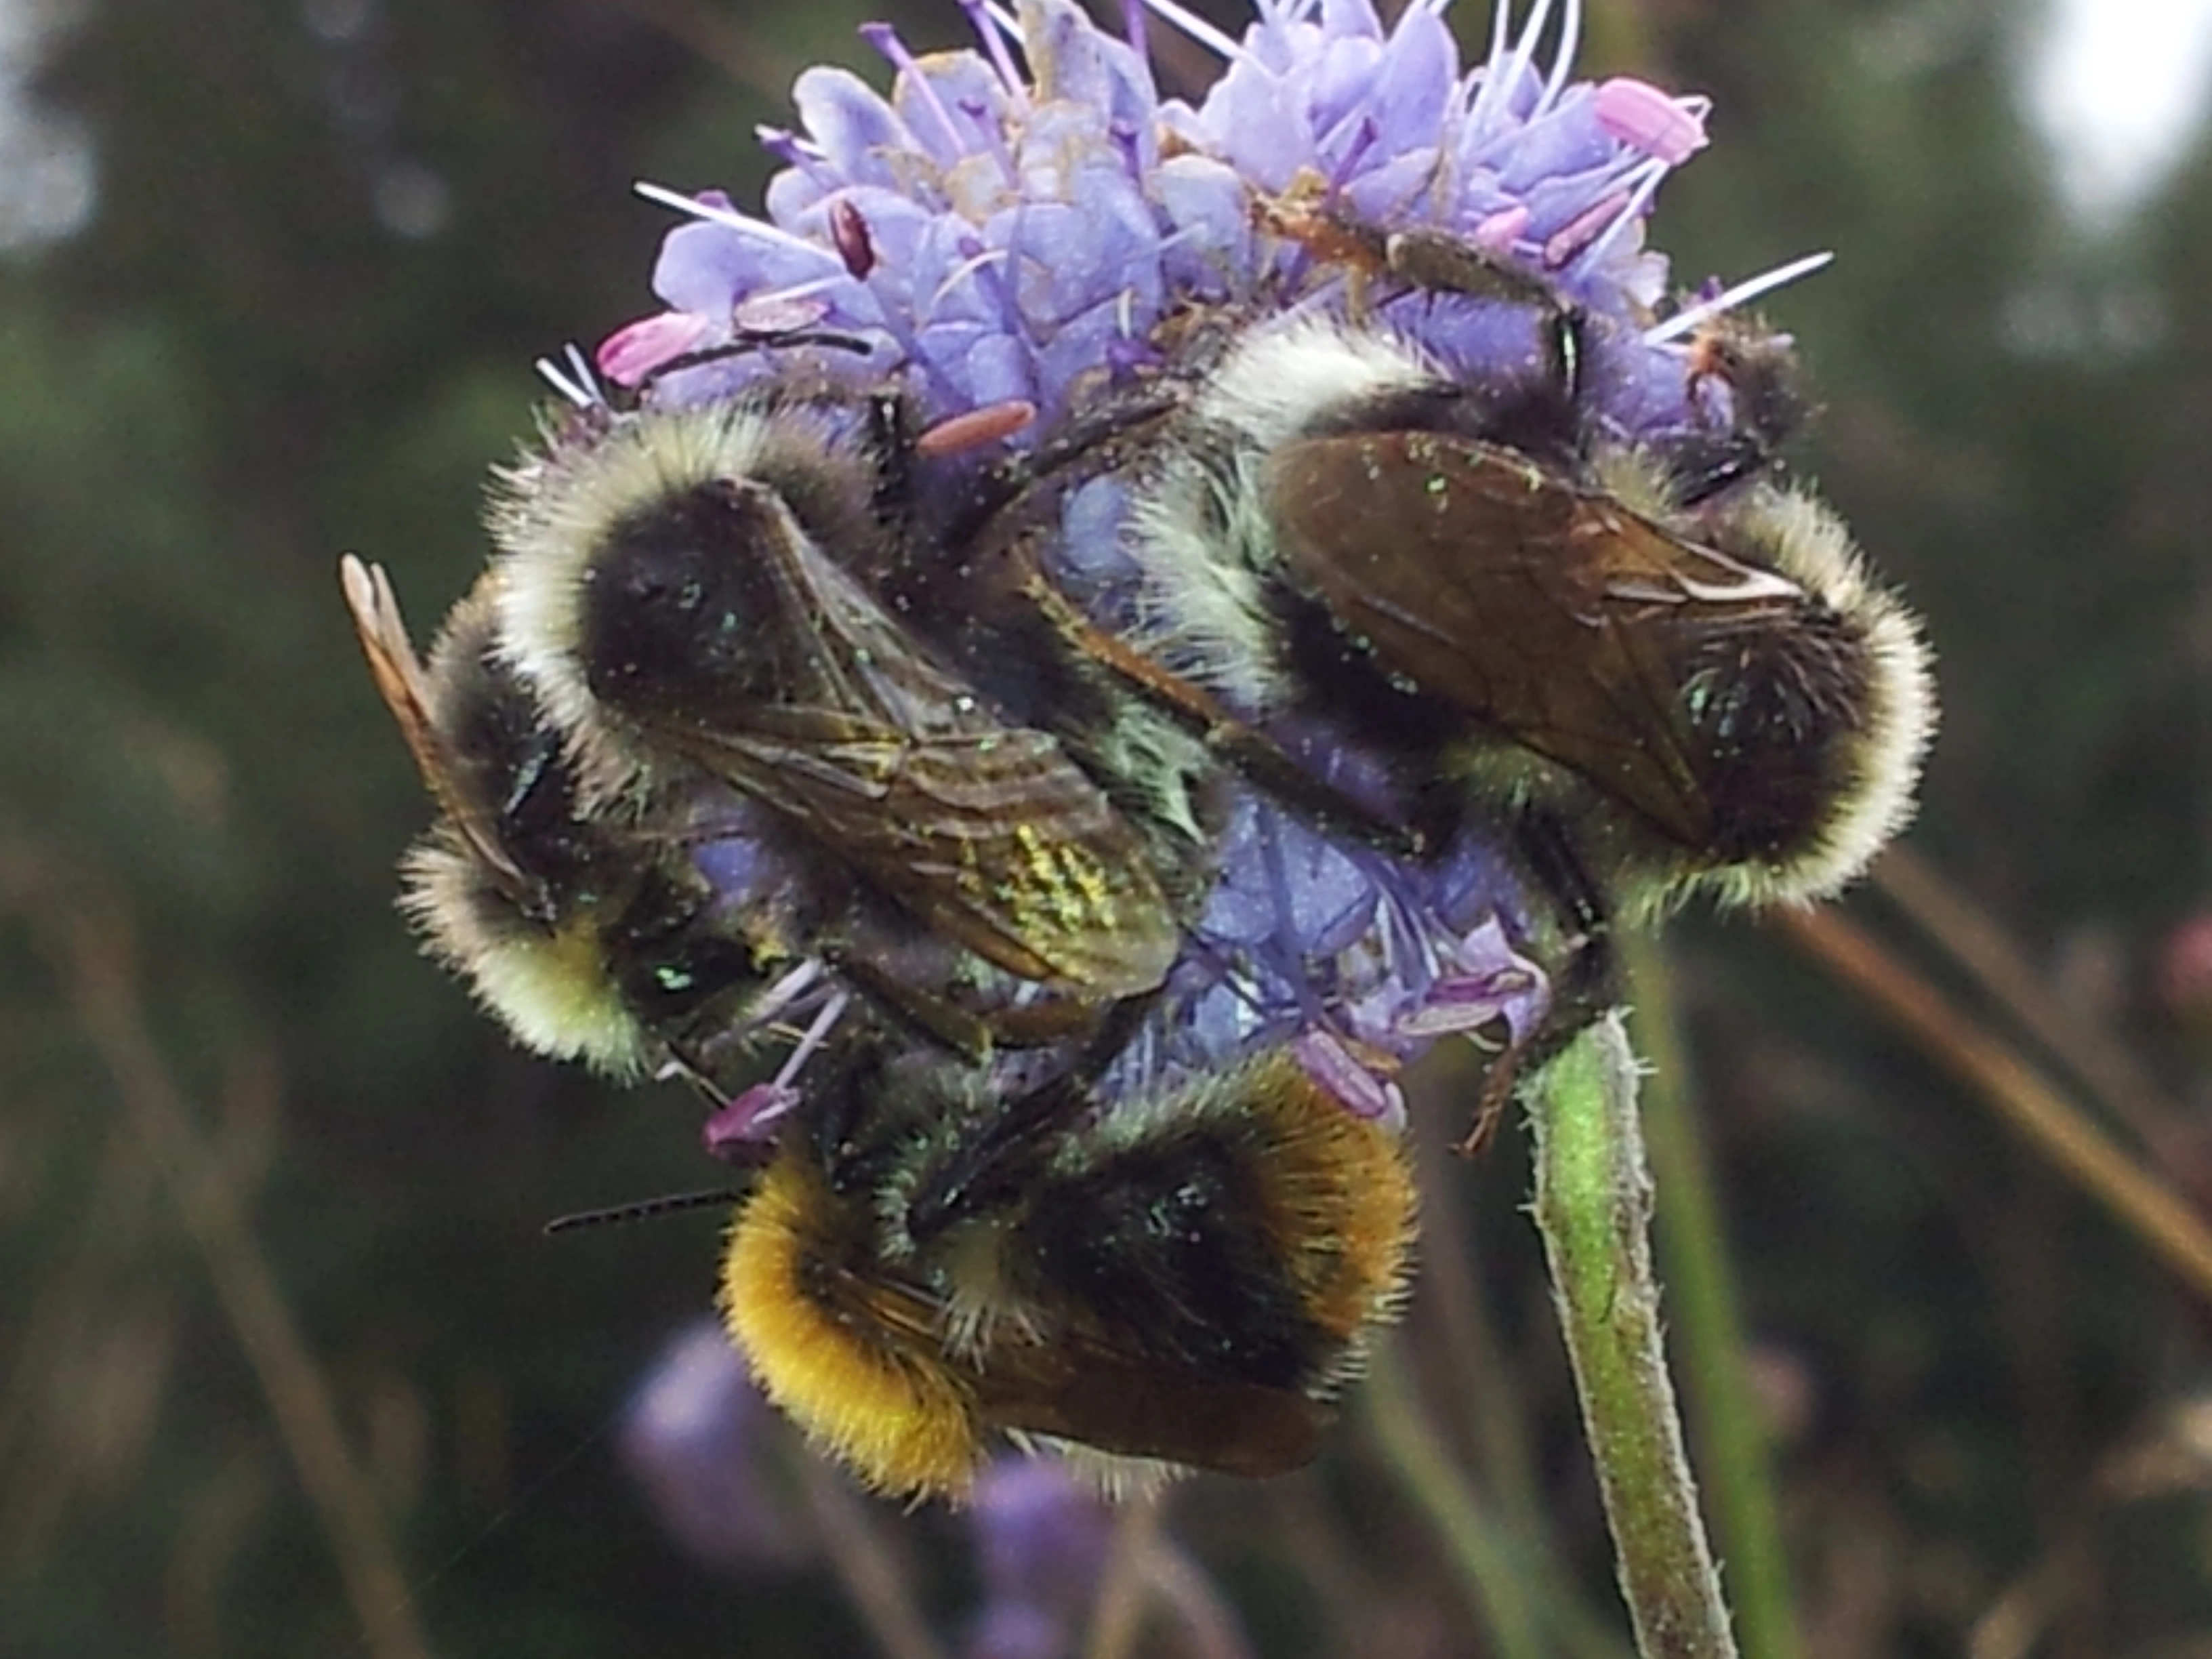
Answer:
[
  {"xmin": 1675, "ymin": 309, "xmax": 1814, "ymax": 503},
  {"xmin": 567, "ymin": 463, "xmax": 1172, "ymax": 997},
  {"xmin": 719, "ymin": 1040, "xmax": 1416, "ymax": 1498},
  {"xmin": 344, "ymin": 557, "xmax": 808, "ymax": 1082},
  {"xmin": 1262, "ymin": 428, "xmax": 1885, "ymax": 881},
  {"xmin": 343, "ymin": 552, "xmax": 1136, "ymax": 1111},
  {"xmin": 492, "ymin": 388, "xmax": 1189, "ymax": 1024},
  {"xmin": 1092, "ymin": 228, "xmax": 1932, "ymax": 919}
]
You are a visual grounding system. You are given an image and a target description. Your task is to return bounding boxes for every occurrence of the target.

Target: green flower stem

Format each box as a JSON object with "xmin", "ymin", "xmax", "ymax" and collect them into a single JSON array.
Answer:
[
  {"xmin": 1530, "ymin": 1012, "xmax": 1738, "ymax": 1659},
  {"xmin": 1623, "ymin": 935, "xmax": 1801, "ymax": 1659}
]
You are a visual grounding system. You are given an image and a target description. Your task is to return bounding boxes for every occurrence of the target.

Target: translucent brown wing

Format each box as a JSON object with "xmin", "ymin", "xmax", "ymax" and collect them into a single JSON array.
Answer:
[
  {"xmin": 338, "ymin": 555, "xmax": 531, "ymax": 897},
  {"xmin": 624, "ymin": 509, "xmax": 1179, "ymax": 998},
  {"xmin": 977, "ymin": 1343, "xmax": 1329, "ymax": 1477},
  {"xmin": 1262, "ymin": 430, "xmax": 1809, "ymax": 849}
]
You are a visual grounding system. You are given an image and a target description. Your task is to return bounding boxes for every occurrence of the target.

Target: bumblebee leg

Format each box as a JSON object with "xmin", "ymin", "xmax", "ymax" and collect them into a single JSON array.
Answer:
[
  {"xmin": 1458, "ymin": 812, "xmax": 1622, "ymax": 1156},
  {"xmin": 948, "ymin": 377, "xmax": 1193, "ymax": 558},
  {"xmin": 1021, "ymin": 572, "xmax": 1427, "ymax": 859},
  {"xmin": 902, "ymin": 995, "xmax": 1160, "ymax": 1240},
  {"xmin": 823, "ymin": 947, "xmax": 1111, "ymax": 1061}
]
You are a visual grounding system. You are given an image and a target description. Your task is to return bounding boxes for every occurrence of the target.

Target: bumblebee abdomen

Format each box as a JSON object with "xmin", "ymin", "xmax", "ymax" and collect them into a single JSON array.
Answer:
[
  {"xmin": 720, "ymin": 1147, "xmax": 989, "ymax": 1500},
  {"xmin": 1675, "ymin": 600, "xmax": 1876, "ymax": 865},
  {"xmin": 1013, "ymin": 1053, "xmax": 1417, "ymax": 1399},
  {"xmin": 1019, "ymin": 1136, "xmax": 1322, "ymax": 1387}
]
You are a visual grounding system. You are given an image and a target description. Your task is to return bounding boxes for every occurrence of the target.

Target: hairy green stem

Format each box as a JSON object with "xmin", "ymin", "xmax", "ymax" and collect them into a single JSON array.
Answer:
[
  {"xmin": 1623, "ymin": 937, "xmax": 1801, "ymax": 1659},
  {"xmin": 1530, "ymin": 1012, "xmax": 1738, "ymax": 1659}
]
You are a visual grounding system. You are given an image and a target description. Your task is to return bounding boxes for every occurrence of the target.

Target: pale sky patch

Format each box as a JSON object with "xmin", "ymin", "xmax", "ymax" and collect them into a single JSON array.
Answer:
[
  {"xmin": 2027, "ymin": 0, "xmax": 2212, "ymax": 222},
  {"xmin": 0, "ymin": 0, "xmax": 89, "ymax": 251}
]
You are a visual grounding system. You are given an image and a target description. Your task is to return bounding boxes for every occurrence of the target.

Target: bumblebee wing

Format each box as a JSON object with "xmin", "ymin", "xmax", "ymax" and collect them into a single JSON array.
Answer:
[
  {"xmin": 1264, "ymin": 432, "xmax": 1806, "ymax": 848},
  {"xmin": 339, "ymin": 555, "xmax": 531, "ymax": 893},
  {"xmin": 651, "ymin": 711, "xmax": 1176, "ymax": 996},
  {"xmin": 636, "ymin": 531, "xmax": 1178, "ymax": 996},
  {"xmin": 977, "ymin": 1343, "xmax": 1328, "ymax": 1477},
  {"xmin": 808, "ymin": 1256, "xmax": 1328, "ymax": 1477}
]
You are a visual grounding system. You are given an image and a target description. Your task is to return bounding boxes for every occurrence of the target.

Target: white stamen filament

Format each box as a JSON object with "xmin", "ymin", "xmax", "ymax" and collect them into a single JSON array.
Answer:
[
  {"xmin": 931, "ymin": 246, "xmax": 1014, "ymax": 313},
  {"xmin": 1644, "ymin": 251, "xmax": 1837, "ymax": 344},
  {"xmin": 1136, "ymin": 0, "xmax": 1244, "ymax": 62},
  {"xmin": 1567, "ymin": 152, "xmax": 1668, "ymax": 274},
  {"xmin": 632, "ymin": 181, "xmax": 846, "ymax": 271},
  {"xmin": 749, "ymin": 958, "xmax": 827, "ymax": 1028},
  {"xmin": 772, "ymin": 988, "xmax": 851, "ymax": 1090},
  {"xmin": 1538, "ymin": 0, "xmax": 1582, "ymax": 119},
  {"xmin": 532, "ymin": 342, "xmax": 602, "ymax": 408},
  {"xmin": 1504, "ymin": 1, "xmax": 1557, "ymax": 123}
]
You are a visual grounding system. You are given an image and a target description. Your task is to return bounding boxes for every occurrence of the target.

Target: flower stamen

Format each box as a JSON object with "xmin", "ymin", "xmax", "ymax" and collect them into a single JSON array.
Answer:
[
  {"xmin": 1645, "ymin": 250, "xmax": 1837, "ymax": 344},
  {"xmin": 1134, "ymin": 0, "xmax": 1243, "ymax": 63}
]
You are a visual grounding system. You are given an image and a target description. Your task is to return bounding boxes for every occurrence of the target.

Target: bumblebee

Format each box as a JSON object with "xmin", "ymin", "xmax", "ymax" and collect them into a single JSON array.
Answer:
[
  {"xmin": 717, "ymin": 1036, "xmax": 1418, "ymax": 1500},
  {"xmin": 342, "ymin": 552, "xmax": 1133, "ymax": 1141},
  {"xmin": 351, "ymin": 552, "xmax": 1427, "ymax": 1500},
  {"xmin": 347, "ymin": 358, "xmax": 1246, "ymax": 1096},
  {"xmin": 486, "ymin": 383, "xmax": 1186, "ymax": 1015},
  {"xmin": 343, "ymin": 555, "xmax": 818, "ymax": 1086},
  {"xmin": 1091, "ymin": 236, "xmax": 1933, "ymax": 923}
]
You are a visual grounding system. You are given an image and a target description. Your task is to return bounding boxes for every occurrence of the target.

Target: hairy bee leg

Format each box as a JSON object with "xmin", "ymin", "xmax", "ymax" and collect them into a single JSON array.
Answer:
[
  {"xmin": 1020, "ymin": 572, "xmax": 1427, "ymax": 859},
  {"xmin": 640, "ymin": 327, "xmax": 876, "ymax": 386},
  {"xmin": 1456, "ymin": 812, "xmax": 1622, "ymax": 1157},
  {"xmin": 1661, "ymin": 433, "xmax": 1771, "ymax": 506},
  {"xmin": 823, "ymin": 946, "xmax": 1114, "ymax": 1061},
  {"xmin": 821, "ymin": 949, "xmax": 1002, "ymax": 1061},
  {"xmin": 902, "ymin": 992, "xmax": 1162, "ymax": 1240},
  {"xmin": 1382, "ymin": 226, "xmax": 1576, "ymax": 314},
  {"xmin": 947, "ymin": 378, "xmax": 1193, "ymax": 558}
]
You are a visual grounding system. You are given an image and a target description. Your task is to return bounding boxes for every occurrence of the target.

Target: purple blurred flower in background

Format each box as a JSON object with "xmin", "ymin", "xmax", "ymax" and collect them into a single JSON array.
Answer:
[
  {"xmin": 618, "ymin": 1322, "xmax": 811, "ymax": 1572},
  {"xmin": 964, "ymin": 1458, "xmax": 1114, "ymax": 1659}
]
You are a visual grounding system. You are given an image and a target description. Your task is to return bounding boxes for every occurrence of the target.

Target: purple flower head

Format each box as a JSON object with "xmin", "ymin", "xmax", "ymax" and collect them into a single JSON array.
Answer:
[
  {"xmin": 558, "ymin": 0, "xmax": 1828, "ymax": 1120},
  {"xmin": 1096, "ymin": 804, "xmax": 1546, "ymax": 1127},
  {"xmin": 597, "ymin": 0, "xmax": 1798, "ymax": 432}
]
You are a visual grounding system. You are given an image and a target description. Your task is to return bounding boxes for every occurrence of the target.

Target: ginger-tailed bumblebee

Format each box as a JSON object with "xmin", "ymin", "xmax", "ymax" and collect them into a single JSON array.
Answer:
[{"xmin": 718, "ymin": 1040, "xmax": 1416, "ymax": 1499}]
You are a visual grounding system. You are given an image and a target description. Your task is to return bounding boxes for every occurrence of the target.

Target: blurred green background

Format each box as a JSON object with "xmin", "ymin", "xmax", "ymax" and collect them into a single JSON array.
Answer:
[{"xmin": 5, "ymin": 0, "xmax": 2211, "ymax": 1654}]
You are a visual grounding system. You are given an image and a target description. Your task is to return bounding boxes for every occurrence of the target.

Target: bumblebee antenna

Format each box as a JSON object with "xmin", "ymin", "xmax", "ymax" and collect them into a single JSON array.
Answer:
[{"xmin": 543, "ymin": 1189, "xmax": 737, "ymax": 1236}]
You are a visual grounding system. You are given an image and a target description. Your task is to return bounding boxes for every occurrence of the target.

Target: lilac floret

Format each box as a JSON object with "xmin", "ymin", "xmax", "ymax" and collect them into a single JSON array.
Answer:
[
  {"xmin": 963, "ymin": 1459, "xmax": 1114, "ymax": 1659},
  {"xmin": 605, "ymin": 0, "xmax": 1757, "ymax": 439},
  {"xmin": 793, "ymin": 66, "xmax": 926, "ymax": 194},
  {"xmin": 1097, "ymin": 804, "xmax": 1546, "ymax": 1113}
]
